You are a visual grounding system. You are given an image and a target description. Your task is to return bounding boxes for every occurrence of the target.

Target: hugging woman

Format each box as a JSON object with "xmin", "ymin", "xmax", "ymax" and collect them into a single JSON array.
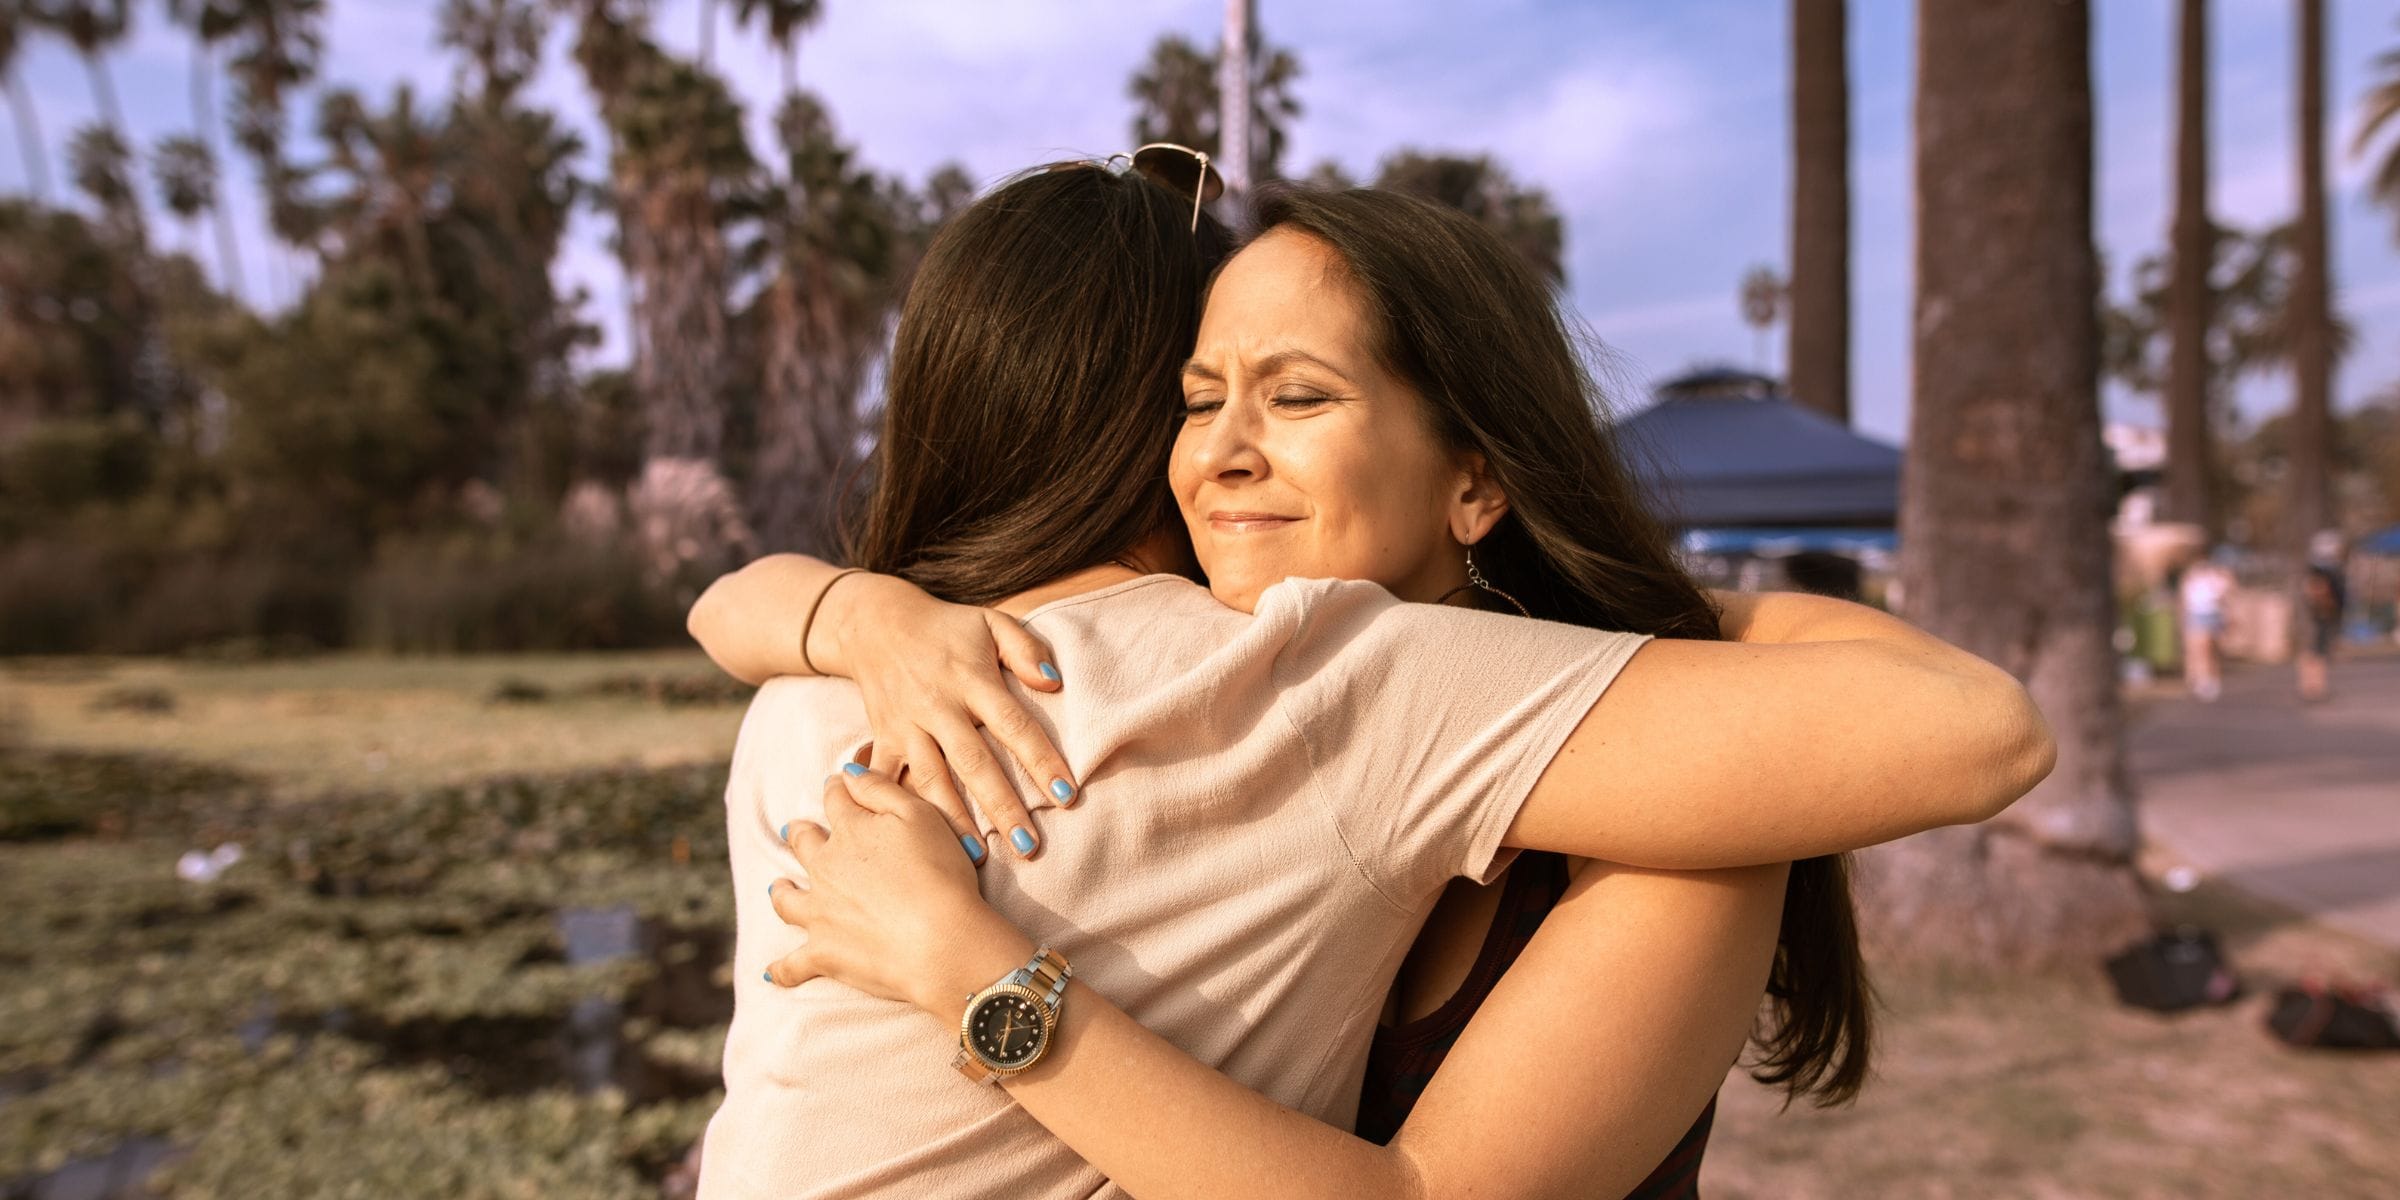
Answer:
[{"xmin": 685, "ymin": 159, "xmax": 2053, "ymax": 1199}]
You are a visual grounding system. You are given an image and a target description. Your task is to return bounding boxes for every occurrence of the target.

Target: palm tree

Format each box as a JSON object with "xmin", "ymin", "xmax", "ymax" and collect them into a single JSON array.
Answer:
[
  {"xmin": 2108, "ymin": 222, "xmax": 2357, "ymax": 415},
  {"xmin": 1740, "ymin": 264, "xmax": 1785, "ymax": 373},
  {"xmin": 1128, "ymin": 32, "xmax": 1301, "ymax": 181},
  {"xmin": 2163, "ymin": 0, "xmax": 2215, "ymax": 537},
  {"xmin": 1874, "ymin": 0, "xmax": 2144, "ymax": 967},
  {"xmin": 1219, "ymin": 0, "xmax": 1254, "ymax": 203},
  {"xmin": 151, "ymin": 133, "xmax": 219, "ymax": 269},
  {"xmin": 42, "ymin": 0, "xmax": 131, "ymax": 140},
  {"xmin": 2, "ymin": 5, "xmax": 52, "ymax": 200},
  {"xmin": 67, "ymin": 122, "xmax": 137, "ymax": 232},
  {"xmin": 748, "ymin": 92, "xmax": 901, "ymax": 553},
  {"xmin": 166, "ymin": 0, "xmax": 249, "ymax": 300},
  {"xmin": 2288, "ymin": 0, "xmax": 2335, "ymax": 547},
  {"xmin": 316, "ymin": 85, "xmax": 451, "ymax": 299},
  {"xmin": 438, "ymin": 0, "xmax": 547, "ymax": 108},
  {"xmin": 2352, "ymin": 18, "xmax": 2400, "ymax": 235},
  {"xmin": 42, "ymin": 0, "xmax": 151, "ymax": 246},
  {"xmin": 732, "ymin": 0, "xmax": 819, "ymax": 100},
  {"xmin": 225, "ymin": 0, "xmax": 327, "ymax": 299},
  {"xmin": 1373, "ymin": 150, "xmax": 1566, "ymax": 285},
  {"xmin": 1788, "ymin": 0, "xmax": 1850, "ymax": 423}
]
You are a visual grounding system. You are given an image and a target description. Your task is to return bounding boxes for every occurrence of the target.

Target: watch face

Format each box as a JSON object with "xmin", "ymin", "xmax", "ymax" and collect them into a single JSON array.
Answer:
[{"xmin": 967, "ymin": 992, "xmax": 1048, "ymax": 1069}]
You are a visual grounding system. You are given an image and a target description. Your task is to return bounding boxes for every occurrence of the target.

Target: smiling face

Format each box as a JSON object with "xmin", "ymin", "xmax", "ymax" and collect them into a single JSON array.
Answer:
[{"xmin": 1171, "ymin": 229, "xmax": 1509, "ymax": 614}]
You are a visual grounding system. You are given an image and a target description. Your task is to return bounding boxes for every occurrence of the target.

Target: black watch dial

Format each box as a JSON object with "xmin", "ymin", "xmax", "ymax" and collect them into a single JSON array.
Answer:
[{"xmin": 967, "ymin": 992, "xmax": 1048, "ymax": 1069}]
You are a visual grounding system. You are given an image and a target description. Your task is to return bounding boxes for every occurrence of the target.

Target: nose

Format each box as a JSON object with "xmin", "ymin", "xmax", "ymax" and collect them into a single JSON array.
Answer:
[{"xmin": 1186, "ymin": 396, "xmax": 1269, "ymax": 483}]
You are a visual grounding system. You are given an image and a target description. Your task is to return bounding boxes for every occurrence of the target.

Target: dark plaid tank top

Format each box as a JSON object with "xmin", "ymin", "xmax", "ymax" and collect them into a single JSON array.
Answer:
[{"xmin": 1355, "ymin": 851, "xmax": 1715, "ymax": 1198}]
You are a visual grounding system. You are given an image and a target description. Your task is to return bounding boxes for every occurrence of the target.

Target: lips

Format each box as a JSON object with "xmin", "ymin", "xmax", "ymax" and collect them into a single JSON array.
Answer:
[{"xmin": 1208, "ymin": 512, "xmax": 1300, "ymax": 533}]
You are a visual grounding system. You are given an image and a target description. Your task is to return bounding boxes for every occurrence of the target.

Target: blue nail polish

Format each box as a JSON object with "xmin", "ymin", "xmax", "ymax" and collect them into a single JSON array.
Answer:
[
  {"xmin": 841, "ymin": 761, "xmax": 867, "ymax": 777},
  {"xmin": 762, "ymin": 969, "xmax": 773, "ymax": 983},
  {"xmin": 778, "ymin": 822, "xmax": 789, "ymax": 841},
  {"xmin": 1010, "ymin": 827, "xmax": 1037, "ymax": 855},
  {"xmin": 767, "ymin": 880, "xmax": 778, "ymax": 899},
  {"xmin": 1039, "ymin": 661, "xmax": 1061, "ymax": 683},
  {"xmin": 962, "ymin": 835, "xmax": 986, "ymax": 864},
  {"xmin": 1050, "ymin": 778, "xmax": 1075, "ymax": 802}
]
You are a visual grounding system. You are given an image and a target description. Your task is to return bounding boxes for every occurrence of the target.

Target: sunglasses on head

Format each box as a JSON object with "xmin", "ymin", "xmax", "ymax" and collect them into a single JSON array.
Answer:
[{"xmin": 1047, "ymin": 142, "xmax": 1226, "ymax": 232}]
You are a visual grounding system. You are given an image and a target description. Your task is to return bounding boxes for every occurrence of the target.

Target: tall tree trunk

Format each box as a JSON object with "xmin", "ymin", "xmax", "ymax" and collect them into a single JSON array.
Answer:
[
  {"xmin": 629, "ymin": 176, "xmax": 733, "ymax": 467},
  {"xmin": 4, "ymin": 69, "xmax": 47, "ymax": 200},
  {"xmin": 2163, "ymin": 0, "xmax": 2216, "ymax": 538},
  {"xmin": 190, "ymin": 39, "xmax": 248, "ymax": 302},
  {"xmin": 1864, "ymin": 0, "xmax": 2145, "ymax": 969},
  {"xmin": 2287, "ymin": 0, "xmax": 2335, "ymax": 547},
  {"xmin": 82, "ymin": 52, "xmax": 126, "ymax": 144},
  {"xmin": 698, "ymin": 0, "xmax": 715, "ymax": 66},
  {"xmin": 752, "ymin": 269, "xmax": 875, "ymax": 554},
  {"xmin": 779, "ymin": 41, "xmax": 796, "ymax": 102},
  {"xmin": 1788, "ymin": 0, "xmax": 1851, "ymax": 423},
  {"xmin": 1217, "ymin": 0, "xmax": 1254, "ymax": 220},
  {"xmin": 80, "ymin": 51, "xmax": 147, "ymax": 245}
]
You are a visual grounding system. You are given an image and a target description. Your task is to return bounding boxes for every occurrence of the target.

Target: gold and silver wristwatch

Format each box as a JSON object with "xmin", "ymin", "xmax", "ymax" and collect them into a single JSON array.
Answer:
[{"xmin": 952, "ymin": 945, "xmax": 1071, "ymax": 1083}]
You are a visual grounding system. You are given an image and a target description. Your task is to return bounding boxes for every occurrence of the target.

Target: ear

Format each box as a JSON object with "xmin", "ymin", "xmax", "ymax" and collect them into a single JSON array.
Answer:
[{"xmin": 1446, "ymin": 452, "xmax": 1511, "ymax": 547}]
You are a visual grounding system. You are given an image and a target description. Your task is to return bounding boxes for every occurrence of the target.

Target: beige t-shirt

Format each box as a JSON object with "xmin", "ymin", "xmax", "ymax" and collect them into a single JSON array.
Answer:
[{"xmin": 698, "ymin": 575, "xmax": 1651, "ymax": 1199}]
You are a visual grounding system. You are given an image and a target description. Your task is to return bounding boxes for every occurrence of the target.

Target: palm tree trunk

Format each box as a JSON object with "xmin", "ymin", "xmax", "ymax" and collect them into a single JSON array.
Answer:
[
  {"xmin": 1218, "ymin": 0, "xmax": 1255, "ymax": 216},
  {"xmin": 779, "ymin": 41, "xmax": 796, "ymax": 101},
  {"xmin": 2287, "ymin": 0, "xmax": 2335, "ymax": 548},
  {"xmin": 4, "ymin": 68, "xmax": 48, "ymax": 200},
  {"xmin": 82, "ymin": 51, "xmax": 127, "ymax": 145},
  {"xmin": 1788, "ymin": 0, "xmax": 1851, "ymax": 423},
  {"xmin": 190, "ymin": 40, "xmax": 249, "ymax": 302},
  {"xmin": 2164, "ymin": 0, "xmax": 2216, "ymax": 538},
  {"xmin": 1865, "ymin": 0, "xmax": 2145, "ymax": 969},
  {"xmin": 698, "ymin": 0, "xmax": 715, "ymax": 66}
]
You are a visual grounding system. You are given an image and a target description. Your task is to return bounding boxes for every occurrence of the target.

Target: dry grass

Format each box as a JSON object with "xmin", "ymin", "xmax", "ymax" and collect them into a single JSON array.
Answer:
[
  {"xmin": 1704, "ymin": 875, "xmax": 2400, "ymax": 1199},
  {"xmin": 0, "ymin": 651, "xmax": 744, "ymax": 796}
]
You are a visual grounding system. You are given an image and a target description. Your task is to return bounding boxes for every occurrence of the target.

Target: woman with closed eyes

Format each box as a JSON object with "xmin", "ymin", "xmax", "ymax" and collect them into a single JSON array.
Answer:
[{"xmin": 688, "ymin": 165, "xmax": 2050, "ymax": 1199}]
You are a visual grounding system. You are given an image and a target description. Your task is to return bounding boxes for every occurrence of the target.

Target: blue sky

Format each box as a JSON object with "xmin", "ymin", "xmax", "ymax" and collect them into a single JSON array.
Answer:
[{"xmin": 8, "ymin": 0, "xmax": 2400, "ymax": 446}]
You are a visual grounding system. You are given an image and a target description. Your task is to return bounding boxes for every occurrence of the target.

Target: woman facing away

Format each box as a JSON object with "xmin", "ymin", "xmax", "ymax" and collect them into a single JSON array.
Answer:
[{"xmin": 687, "ymin": 169, "xmax": 2055, "ymax": 1199}]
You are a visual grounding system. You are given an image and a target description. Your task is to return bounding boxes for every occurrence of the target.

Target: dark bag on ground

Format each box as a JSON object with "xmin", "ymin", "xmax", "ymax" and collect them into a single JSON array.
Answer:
[
  {"xmin": 2104, "ymin": 928, "xmax": 2240, "ymax": 1012},
  {"xmin": 2265, "ymin": 982, "xmax": 2400, "ymax": 1050}
]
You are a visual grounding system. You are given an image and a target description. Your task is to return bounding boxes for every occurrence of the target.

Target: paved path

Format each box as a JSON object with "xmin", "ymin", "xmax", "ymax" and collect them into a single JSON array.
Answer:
[{"xmin": 2130, "ymin": 647, "xmax": 2400, "ymax": 950}]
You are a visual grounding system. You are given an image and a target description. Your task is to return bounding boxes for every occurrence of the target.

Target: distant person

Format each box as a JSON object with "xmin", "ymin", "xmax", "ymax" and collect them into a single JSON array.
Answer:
[
  {"xmin": 1781, "ymin": 551, "xmax": 1864, "ymax": 602},
  {"xmin": 2178, "ymin": 553, "xmax": 2232, "ymax": 702},
  {"xmin": 2298, "ymin": 530, "xmax": 2348, "ymax": 704}
]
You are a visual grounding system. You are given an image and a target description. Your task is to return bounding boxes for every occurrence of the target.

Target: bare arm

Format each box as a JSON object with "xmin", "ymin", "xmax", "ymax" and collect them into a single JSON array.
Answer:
[
  {"xmin": 1504, "ymin": 591, "xmax": 2055, "ymax": 869},
  {"xmin": 687, "ymin": 554, "xmax": 1077, "ymax": 857},
  {"xmin": 774, "ymin": 772, "xmax": 1785, "ymax": 1200}
]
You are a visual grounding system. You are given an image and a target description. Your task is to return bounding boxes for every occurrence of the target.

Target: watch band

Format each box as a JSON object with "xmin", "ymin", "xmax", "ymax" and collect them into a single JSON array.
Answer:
[{"xmin": 1023, "ymin": 944, "xmax": 1073, "ymax": 1006}]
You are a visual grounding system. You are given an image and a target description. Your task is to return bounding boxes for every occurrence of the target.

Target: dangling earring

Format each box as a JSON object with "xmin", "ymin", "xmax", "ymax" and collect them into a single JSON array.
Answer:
[{"xmin": 1435, "ymin": 544, "xmax": 1530, "ymax": 617}]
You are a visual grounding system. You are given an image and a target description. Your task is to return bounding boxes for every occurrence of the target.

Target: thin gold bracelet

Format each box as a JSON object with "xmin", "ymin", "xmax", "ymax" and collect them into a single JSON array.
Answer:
[{"xmin": 798, "ymin": 568, "xmax": 867, "ymax": 676}]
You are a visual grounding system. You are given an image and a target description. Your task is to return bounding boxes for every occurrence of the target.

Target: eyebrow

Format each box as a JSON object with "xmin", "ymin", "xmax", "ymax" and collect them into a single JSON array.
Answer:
[{"xmin": 1180, "ymin": 349, "xmax": 1354, "ymax": 384}]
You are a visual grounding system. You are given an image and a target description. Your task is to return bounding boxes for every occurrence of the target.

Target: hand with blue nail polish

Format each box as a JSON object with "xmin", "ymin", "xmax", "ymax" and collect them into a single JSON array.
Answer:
[
  {"xmin": 795, "ymin": 584, "xmax": 1077, "ymax": 856},
  {"xmin": 763, "ymin": 763, "xmax": 1015, "ymax": 1013}
]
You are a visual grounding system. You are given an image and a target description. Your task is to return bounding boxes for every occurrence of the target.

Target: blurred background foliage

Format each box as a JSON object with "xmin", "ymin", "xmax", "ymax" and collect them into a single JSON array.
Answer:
[{"xmin": 0, "ymin": 0, "xmax": 1563, "ymax": 660}]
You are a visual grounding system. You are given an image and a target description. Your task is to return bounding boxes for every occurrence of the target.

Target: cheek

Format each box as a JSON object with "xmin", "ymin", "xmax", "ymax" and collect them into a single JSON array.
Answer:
[{"xmin": 1288, "ymin": 428, "xmax": 1431, "ymax": 558}]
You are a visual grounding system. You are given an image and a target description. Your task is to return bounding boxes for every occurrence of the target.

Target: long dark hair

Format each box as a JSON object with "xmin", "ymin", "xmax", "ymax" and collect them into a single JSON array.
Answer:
[
  {"xmin": 1253, "ymin": 185, "xmax": 1873, "ymax": 1105},
  {"xmin": 847, "ymin": 166, "xmax": 1234, "ymax": 603}
]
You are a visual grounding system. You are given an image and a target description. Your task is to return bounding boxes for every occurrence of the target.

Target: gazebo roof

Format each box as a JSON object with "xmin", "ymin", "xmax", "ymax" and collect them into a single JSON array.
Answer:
[{"xmin": 1614, "ymin": 369, "xmax": 1903, "ymax": 528}]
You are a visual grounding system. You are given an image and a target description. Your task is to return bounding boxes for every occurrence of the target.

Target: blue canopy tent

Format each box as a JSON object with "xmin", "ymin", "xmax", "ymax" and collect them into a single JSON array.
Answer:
[{"xmin": 1613, "ymin": 368, "xmax": 1904, "ymax": 531}]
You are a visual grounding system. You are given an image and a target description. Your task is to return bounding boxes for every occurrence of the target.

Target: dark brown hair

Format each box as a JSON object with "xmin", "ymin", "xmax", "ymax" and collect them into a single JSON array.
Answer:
[
  {"xmin": 1252, "ymin": 185, "xmax": 1874, "ymax": 1105},
  {"xmin": 847, "ymin": 166, "xmax": 1233, "ymax": 603}
]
